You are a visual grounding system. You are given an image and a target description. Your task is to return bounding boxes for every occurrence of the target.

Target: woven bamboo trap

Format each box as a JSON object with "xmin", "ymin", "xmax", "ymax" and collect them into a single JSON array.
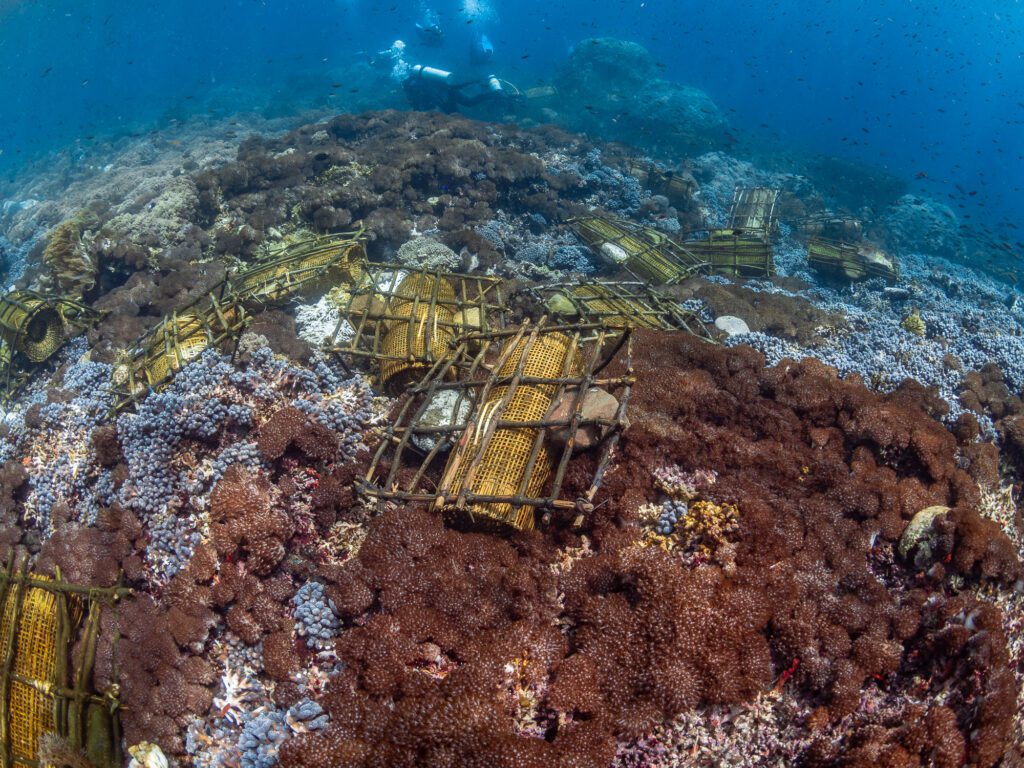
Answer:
[
  {"xmin": 0, "ymin": 553, "xmax": 129, "ymax": 768},
  {"xmin": 528, "ymin": 280, "xmax": 714, "ymax": 341},
  {"xmin": 111, "ymin": 290, "xmax": 248, "ymax": 411},
  {"xmin": 727, "ymin": 187, "xmax": 780, "ymax": 239},
  {"xmin": 0, "ymin": 291, "xmax": 102, "ymax": 405},
  {"xmin": 326, "ymin": 264, "xmax": 507, "ymax": 394},
  {"xmin": 682, "ymin": 229, "xmax": 775, "ymax": 278},
  {"xmin": 626, "ymin": 161, "xmax": 695, "ymax": 209},
  {"xmin": 569, "ymin": 217, "xmax": 706, "ymax": 285},
  {"xmin": 361, "ymin": 319, "xmax": 633, "ymax": 532},
  {"xmin": 232, "ymin": 228, "xmax": 367, "ymax": 308},
  {"xmin": 807, "ymin": 237, "xmax": 899, "ymax": 284},
  {"xmin": 794, "ymin": 213, "xmax": 863, "ymax": 242},
  {"xmin": 0, "ymin": 291, "xmax": 98, "ymax": 365}
]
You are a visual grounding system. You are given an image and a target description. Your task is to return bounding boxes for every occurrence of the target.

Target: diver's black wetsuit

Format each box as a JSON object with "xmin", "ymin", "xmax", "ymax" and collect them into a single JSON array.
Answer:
[{"xmin": 403, "ymin": 69, "xmax": 504, "ymax": 113}]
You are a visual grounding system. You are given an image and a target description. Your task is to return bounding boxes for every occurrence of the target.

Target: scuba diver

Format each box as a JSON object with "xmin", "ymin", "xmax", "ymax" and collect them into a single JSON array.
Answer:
[
  {"xmin": 469, "ymin": 32, "xmax": 494, "ymax": 65},
  {"xmin": 402, "ymin": 64, "xmax": 517, "ymax": 113},
  {"xmin": 415, "ymin": 9, "xmax": 444, "ymax": 47}
]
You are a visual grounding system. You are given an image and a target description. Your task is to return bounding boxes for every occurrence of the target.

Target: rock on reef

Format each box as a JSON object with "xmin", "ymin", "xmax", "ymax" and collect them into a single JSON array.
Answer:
[
  {"xmin": 879, "ymin": 193, "xmax": 964, "ymax": 260},
  {"xmin": 558, "ymin": 38, "xmax": 727, "ymax": 151}
]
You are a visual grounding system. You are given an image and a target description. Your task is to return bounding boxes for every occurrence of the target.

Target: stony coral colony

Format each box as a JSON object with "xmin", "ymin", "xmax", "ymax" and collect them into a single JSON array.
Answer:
[{"xmin": 0, "ymin": 104, "xmax": 1020, "ymax": 767}]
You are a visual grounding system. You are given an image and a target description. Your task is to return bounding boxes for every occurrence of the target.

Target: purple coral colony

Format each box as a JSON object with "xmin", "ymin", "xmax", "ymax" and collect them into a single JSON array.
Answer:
[{"xmin": 0, "ymin": 34, "xmax": 1021, "ymax": 768}]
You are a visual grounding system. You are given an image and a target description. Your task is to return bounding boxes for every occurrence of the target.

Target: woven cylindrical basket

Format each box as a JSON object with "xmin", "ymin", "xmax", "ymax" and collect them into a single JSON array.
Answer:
[
  {"xmin": 379, "ymin": 274, "xmax": 456, "ymax": 392},
  {"xmin": 441, "ymin": 331, "xmax": 582, "ymax": 531}
]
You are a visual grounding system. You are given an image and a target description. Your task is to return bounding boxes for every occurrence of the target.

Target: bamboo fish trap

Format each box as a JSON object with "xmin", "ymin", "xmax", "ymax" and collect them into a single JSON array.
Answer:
[{"xmin": 361, "ymin": 319, "xmax": 633, "ymax": 532}]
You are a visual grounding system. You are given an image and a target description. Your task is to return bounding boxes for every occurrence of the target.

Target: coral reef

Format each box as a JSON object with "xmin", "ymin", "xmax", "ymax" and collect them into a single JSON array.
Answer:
[
  {"xmin": 41, "ymin": 216, "xmax": 97, "ymax": 299},
  {"xmin": 595, "ymin": 330, "xmax": 1019, "ymax": 764},
  {"xmin": 728, "ymin": 232, "xmax": 1024, "ymax": 425},
  {"xmin": 395, "ymin": 237, "xmax": 462, "ymax": 271},
  {"xmin": 556, "ymin": 39, "xmax": 728, "ymax": 153},
  {"xmin": 278, "ymin": 331, "xmax": 1018, "ymax": 767},
  {"xmin": 878, "ymin": 194, "xmax": 964, "ymax": 260},
  {"xmin": 0, "ymin": 101, "xmax": 1020, "ymax": 768}
]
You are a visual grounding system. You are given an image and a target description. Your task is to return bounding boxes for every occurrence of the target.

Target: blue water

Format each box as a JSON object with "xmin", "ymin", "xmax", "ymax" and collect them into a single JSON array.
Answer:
[{"xmin": 1, "ymin": 0, "xmax": 1021, "ymax": 253}]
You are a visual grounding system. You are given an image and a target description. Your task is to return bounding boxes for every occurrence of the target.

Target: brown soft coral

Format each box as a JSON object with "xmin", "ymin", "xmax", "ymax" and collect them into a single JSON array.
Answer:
[
  {"xmin": 264, "ymin": 631, "xmax": 302, "ymax": 682},
  {"xmin": 280, "ymin": 507, "xmax": 586, "ymax": 767},
  {"xmin": 162, "ymin": 543, "xmax": 219, "ymax": 649},
  {"xmin": 34, "ymin": 523, "xmax": 131, "ymax": 588},
  {"xmin": 212, "ymin": 560, "xmax": 293, "ymax": 646},
  {"xmin": 209, "ymin": 464, "xmax": 293, "ymax": 574},
  {"xmin": 108, "ymin": 595, "xmax": 202, "ymax": 754},
  {"xmin": 584, "ymin": 330, "xmax": 1020, "ymax": 762},
  {"xmin": 555, "ymin": 545, "xmax": 770, "ymax": 736},
  {"xmin": 257, "ymin": 406, "xmax": 339, "ymax": 462}
]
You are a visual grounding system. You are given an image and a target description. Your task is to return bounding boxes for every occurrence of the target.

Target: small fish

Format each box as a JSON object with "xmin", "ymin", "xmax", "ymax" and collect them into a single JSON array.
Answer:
[{"xmin": 41, "ymin": 66, "xmax": 53, "ymax": 77}]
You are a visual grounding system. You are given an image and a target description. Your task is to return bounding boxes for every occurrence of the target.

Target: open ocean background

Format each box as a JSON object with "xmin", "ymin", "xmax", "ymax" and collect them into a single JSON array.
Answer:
[{"xmin": 0, "ymin": 0, "xmax": 1021, "ymax": 262}]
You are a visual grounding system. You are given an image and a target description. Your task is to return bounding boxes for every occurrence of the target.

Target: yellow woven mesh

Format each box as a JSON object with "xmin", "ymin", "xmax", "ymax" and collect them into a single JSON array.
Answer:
[
  {"xmin": 687, "ymin": 229, "xmax": 773, "ymax": 277},
  {"xmin": 0, "ymin": 294, "xmax": 64, "ymax": 364},
  {"xmin": 572, "ymin": 218, "xmax": 705, "ymax": 284},
  {"xmin": 625, "ymin": 248, "xmax": 685, "ymax": 284},
  {"xmin": 807, "ymin": 238, "xmax": 848, "ymax": 263},
  {"xmin": 238, "ymin": 240, "xmax": 365, "ymax": 305},
  {"xmin": 142, "ymin": 313, "xmax": 212, "ymax": 387},
  {"xmin": 576, "ymin": 219, "xmax": 684, "ymax": 284},
  {"xmin": 442, "ymin": 332, "xmax": 582, "ymax": 531},
  {"xmin": 122, "ymin": 303, "xmax": 240, "ymax": 399},
  {"xmin": 807, "ymin": 238, "xmax": 897, "ymax": 283},
  {"xmin": 379, "ymin": 275, "xmax": 456, "ymax": 390},
  {"xmin": 729, "ymin": 188, "xmax": 779, "ymax": 234},
  {"xmin": 0, "ymin": 576, "xmax": 58, "ymax": 764},
  {"xmin": 570, "ymin": 284, "xmax": 662, "ymax": 329}
]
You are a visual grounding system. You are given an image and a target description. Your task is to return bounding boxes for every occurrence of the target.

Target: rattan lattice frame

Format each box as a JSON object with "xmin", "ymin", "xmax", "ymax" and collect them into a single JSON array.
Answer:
[
  {"xmin": 727, "ymin": 187, "xmax": 780, "ymax": 239},
  {"xmin": 569, "ymin": 217, "xmax": 707, "ymax": 285},
  {"xmin": 526, "ymin": 280, "xmax": 715, "ymax": 342},
  {"xmin": 0, "ymin": 553, "xmax": 129, "ymax": 768},
  {"xmin": 0, "ymin": 293, "xmax": 102, "ymax": 405},
  {"xmin": 807, "ymin": 237, "xmax": 899, "ymax": 284},
  {"xmin": 0, "ymin": 292, "xmax": 63, "ymax": 366},
  {"xmin": 682, "ymin": 229, "xmax": 775, "ymax": 278},
  {"xmin": 361, "ymin": 319, "xmax": 634, "ymax": 532},
  {"xmin": 794, "ymin": 213, "xmax": 863, "ymax": 241},
  {"xmin": 326, "ymin": 263, "xmax": 507, "ymax": 391},
  {"xmin": 231, "ymin": 229, "xmax": 367, "ymax": 309},
  {"xmin": 112, "ymin": 290, "xmax": 248, "ymax": 412}
]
